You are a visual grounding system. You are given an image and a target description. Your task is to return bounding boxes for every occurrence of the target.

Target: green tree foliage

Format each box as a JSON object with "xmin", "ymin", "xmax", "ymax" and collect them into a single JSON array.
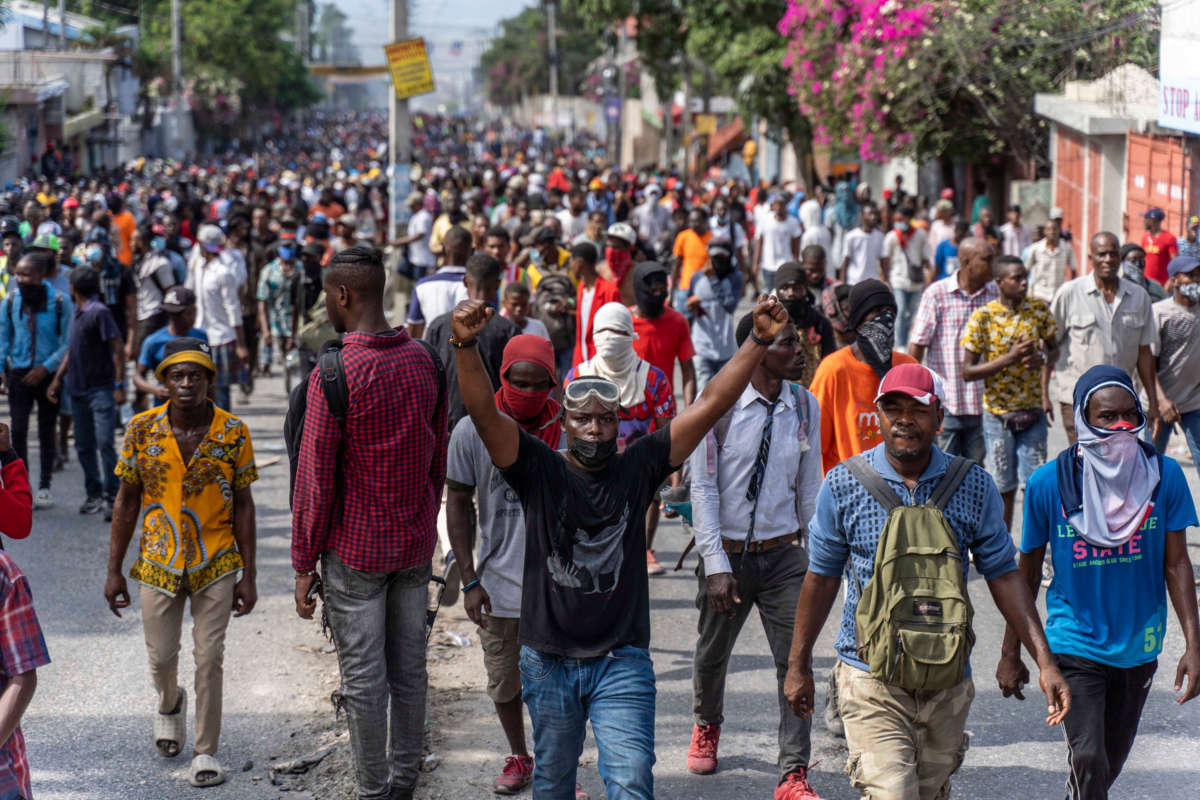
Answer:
[{"xmin": 480, "ymin": 4, "xmax": 604, "ymax": 106}]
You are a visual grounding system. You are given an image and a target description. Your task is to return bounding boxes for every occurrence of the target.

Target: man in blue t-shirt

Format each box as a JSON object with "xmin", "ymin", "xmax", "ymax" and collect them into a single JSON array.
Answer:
[
  {"xmin": 133, "ymin": 285, "xmax": 207, "ymax": 407},
  {"xmin": 1000, "ymin": 365, "xmax": 1200, "ymax": 799},
  {"xmin": 934, "ymin": 220, "xmax": 968, "ymax": 280}
]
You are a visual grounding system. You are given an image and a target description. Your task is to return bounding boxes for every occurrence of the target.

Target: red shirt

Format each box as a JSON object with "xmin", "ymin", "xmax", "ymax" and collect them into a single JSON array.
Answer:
[
  {"xmin": 1141, "ymin": 230, "xmax": 1178, "ymax": 285},
  {"xmin": 572, "ymin": 277, "xmax": 621, "ymax": 367},
  {"xmin": 291, "ymin": 328, "xmax": 447, "ymax": 572},
  {"xmin": 631, "ymin": 307, "xmax": 695, "ymax": 384}
]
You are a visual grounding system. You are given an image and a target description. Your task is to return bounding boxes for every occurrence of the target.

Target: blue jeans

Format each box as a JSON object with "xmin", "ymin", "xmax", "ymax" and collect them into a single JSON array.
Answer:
[
  {"xmin": 212, "ymin": 385, "xmax": 232, "ymax": 412},
  {"xmin": 936, "ymin": 412, "xmax": 985, "ymax": 465},
  {"xmin": 694, "ymin": 357, "xmax": 729, "ymax": 393},
  {"xmin": 982, "ymin": 410, "xmax": 1048, "ymax": 493},
  {"xmin": 762, "ymin": 268, "xmax": 777, "ymax": 294},
  {"xmin": 893, "ymin": 287, "xmax": 923, "ymax": 349},
  {"xmin": 71, "ymin": 388, "xmax": 118, "ymax": 500},
  {"xmin": 521, "ymin": 645, "xmax": 656, "ymax": 799},
  {"xmin": 1151, "ymin": 408, "xmax": 1200, "ymax": 468},
  {"xmin": 322, "ymin": 552, "xmax": 430, "ymax": 799}
]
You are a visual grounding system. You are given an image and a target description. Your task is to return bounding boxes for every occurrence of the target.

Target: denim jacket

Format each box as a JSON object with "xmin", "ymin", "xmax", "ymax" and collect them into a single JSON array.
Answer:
[{"xmin": 0, "ymin": 283, "xmax": 72, "ymax": 372}]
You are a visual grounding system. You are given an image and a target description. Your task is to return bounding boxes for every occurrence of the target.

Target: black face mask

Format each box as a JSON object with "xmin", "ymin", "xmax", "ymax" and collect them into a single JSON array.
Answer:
[
  {"xmin": 634, "ymin": 272, "xmax": 669, "ymax": 318},
  {"xmin": 569, "ymin": 436, "xmax": 617, "ymax": 468},
  {"xmin": 19, "ymin": 282, "xmax": 46, "ymax": 312},
  {"xmin": 711, "ymin": 256, "xmax": 735, "ymax": 280},
  {"xmin": 779, "ymin": 292, "xmax": 814, "ymax": 327},
  {"xmin": 856, "ymin": 308, "xmax": 896, "ymax": 379}
]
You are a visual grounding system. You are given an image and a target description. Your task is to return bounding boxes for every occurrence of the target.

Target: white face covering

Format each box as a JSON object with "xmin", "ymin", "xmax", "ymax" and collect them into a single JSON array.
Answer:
[
  {"xmin": 1069, "ymin": 400, "xmax": 1160, "ymax": 548},
  {"xmin": 579, "ymin": 303, "xmax": 650, "ymax": 408}
]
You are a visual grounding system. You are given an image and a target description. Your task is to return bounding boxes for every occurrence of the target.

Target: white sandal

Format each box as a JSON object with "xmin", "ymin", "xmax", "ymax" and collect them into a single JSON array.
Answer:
[
  {"xmin": 153, "ymin": 688, "xmax": 186, "ymax": 758},
  {"xmin": 189, "ymin": 753, "xmax": 226, "ymax": 787}
]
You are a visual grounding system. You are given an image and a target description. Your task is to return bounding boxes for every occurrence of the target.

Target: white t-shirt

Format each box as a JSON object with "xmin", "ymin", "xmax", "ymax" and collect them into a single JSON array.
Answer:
[
  {"xmin": 579, "ymin": 286, "xmax": 596, "ymax": 354},
  {"xmin": 882, "ymin": 228, "xmax": 930, "ymax": 291},
  {"xmin": 800, "ymin": 224, "xmax": 832, "ymax": 258},
  {"xmin": 556, "ymin": 209, "xmax": 588, "ymax": 241},
  {"xmin": 842, "ymin": 228, "xmax": 885, "ymax": 284},
  {"xmin": 407, "ymin": 209, "xmax": 434, "ymax": 267},
  {"xmin": 757, "ymin": 215, "xmax": 802, "ymax": 274},
  {"xmin": 516, "ymin": 316, "xmax": 551, "ymax": 340}
]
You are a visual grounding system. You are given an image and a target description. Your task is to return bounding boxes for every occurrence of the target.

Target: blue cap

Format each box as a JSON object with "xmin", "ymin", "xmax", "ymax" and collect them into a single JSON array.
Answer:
[
  {"xmin": 1144, "ymin": 207, "xmax": 1165, "ymax": 221},
  {"xmin": 1168, "ymin": 254, "xmax": 1200, "ymax": 278}
]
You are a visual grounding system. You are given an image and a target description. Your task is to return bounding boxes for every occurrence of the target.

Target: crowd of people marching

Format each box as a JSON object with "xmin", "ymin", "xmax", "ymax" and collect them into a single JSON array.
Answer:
[{"xmin": 0, "ymin": 112, "xmax": 1192, "ymax": 800}]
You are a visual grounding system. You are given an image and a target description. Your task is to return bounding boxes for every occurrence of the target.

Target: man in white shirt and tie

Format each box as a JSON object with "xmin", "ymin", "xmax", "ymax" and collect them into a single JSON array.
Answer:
[{"xmin": 685, "ymin": 312, "xmax": 825, "ymax": 800}]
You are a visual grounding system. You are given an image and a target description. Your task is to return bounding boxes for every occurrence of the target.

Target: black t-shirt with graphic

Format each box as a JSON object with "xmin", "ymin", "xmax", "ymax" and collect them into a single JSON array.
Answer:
[{"xmin": 500, "ymin": 425, "xmax": 675, "ymax": 658}]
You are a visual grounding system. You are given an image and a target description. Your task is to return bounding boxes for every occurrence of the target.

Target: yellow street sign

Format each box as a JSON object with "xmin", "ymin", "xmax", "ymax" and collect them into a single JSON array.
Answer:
[{"xmin": 383, "ymin": 37, "xmax": 435, "ymax": 100}]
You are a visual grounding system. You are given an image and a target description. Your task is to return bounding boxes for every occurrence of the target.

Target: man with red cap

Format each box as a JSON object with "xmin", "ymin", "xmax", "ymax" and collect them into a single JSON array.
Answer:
[
  {"xmin": 445, "ymin": 334, "xmax": 562, "ymax": 795},
  {"xmin": 785, "ymin": 362, "xmax": 1070, "ymax": 800}
]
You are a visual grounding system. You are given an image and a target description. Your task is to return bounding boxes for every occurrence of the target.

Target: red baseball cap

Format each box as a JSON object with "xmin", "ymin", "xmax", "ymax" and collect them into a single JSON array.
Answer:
[
  {"xmin": 939, "ymin": 187, "xmax": 955, "ymax": 199},
  {"xmin": 874, "ymin": 363, "xmax": 946, "ymax": 406},
  {"xmin": 62, "ymin": 196, "xmax": 79, "ymax": 209}
]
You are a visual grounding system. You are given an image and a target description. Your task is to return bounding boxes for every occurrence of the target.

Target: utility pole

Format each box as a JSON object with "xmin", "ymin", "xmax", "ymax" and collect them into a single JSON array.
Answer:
[
  {"xmin": 616, "ymin": 18, "xmax": 626, "ymax": 168},
  {"xmin": 547, "ymin": 0, "xmax": 558, "ymax": 135},
  {"xmin": 388, "ymin": 0, "xmax": 412, "ymax": 242},
  {"xmin": 42, "ymin": 1, "xmax": 49, "ymax": 49},
  {"xmin": 171, "ymin": 0, "xmax": 182, "ymax": 158},
  {"xmin": 57, "ymin": 0, "xmax": 64, "ymax": 50}
]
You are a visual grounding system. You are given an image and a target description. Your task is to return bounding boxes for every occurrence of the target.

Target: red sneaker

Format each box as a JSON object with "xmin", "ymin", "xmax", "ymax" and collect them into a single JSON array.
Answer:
[
  {"xmin": 686, "ymin": 723, "xmax": 721, "ymax": 774},
  {"xmin": 773, "ymin": 767, "xmax": 825, "ymax": 800},
  {"xmin": 492, "ymin": 754, "xmax": 533, "ymax": 794},
  {"xmin": 646, "ymin": 549, "xmax": 665, "ymax": 575}
]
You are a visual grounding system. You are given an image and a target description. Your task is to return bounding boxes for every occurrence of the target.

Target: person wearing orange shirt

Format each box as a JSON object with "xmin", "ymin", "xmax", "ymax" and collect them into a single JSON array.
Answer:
[
  {"xmin": 808, "ymin": 279, "xmax": 917, "ymax": 474},
  {"xmin": 110, "ymin": 196, "xmax": 137, "ymax": 267},
  {"xmin": 671, "ymin": 208, "xmax": 712, "ymax": 313}
]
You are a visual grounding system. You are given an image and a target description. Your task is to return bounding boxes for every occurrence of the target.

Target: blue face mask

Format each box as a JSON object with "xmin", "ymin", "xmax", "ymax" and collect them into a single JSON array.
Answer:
[
  {"xmin": 895, "ymin": 221, "xmax": 910, "ymax": 232},
  {"xmin": 278, "ymin": 246, "xmax": 295, "ymax": 261},
  {"xmin": 151, "ymin": 236, "xmax": 167, "ymax": 252},
  {"xmin": 86, "ymin": 245, "xmax": 103, "ymax": 265}
]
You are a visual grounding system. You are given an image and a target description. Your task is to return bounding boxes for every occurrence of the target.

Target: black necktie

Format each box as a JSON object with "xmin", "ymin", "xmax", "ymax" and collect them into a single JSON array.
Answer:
[{"xmin": 744, "ymin": 397, "xmax": 778, "ymax": 543}]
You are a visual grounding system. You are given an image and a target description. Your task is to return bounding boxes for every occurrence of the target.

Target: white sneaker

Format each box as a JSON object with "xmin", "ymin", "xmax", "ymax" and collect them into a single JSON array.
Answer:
[{"xmin": 34, "ymin": 489, "xmax": 53, "ymax": 509}]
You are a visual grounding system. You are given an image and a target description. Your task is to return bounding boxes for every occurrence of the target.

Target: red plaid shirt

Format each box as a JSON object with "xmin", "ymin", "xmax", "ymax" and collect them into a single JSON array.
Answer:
[
  {"xmin": 0, "ymin": 552, "xmax": 49, "ymax": 800},
  {"xmin": 909, "ymin": 275, "xmax": 999, "ymax": 416},
  {"xmin": 291, "ymin": 328, "xmax": 447, "ymax": 573}
]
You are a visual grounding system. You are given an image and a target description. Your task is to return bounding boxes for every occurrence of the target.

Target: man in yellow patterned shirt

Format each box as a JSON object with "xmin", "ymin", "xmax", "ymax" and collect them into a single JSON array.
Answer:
[
  {"xmin": 960, "ymin": 255, "xmax": 1058, "ymax": 529},
  {"xmin": 103, "ymin": 337, "xmax": 257, "ymax": 789}
]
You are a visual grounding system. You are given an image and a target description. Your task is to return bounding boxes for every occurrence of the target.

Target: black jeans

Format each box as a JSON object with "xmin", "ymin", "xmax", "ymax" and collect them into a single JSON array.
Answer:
[
  {"xmin": 8, "ymin": 368, "xmax": 58, "ymax": 489},
  {"xmin": 1056, "ymin": 653, "xmax": 1157, "ymax": 799}
]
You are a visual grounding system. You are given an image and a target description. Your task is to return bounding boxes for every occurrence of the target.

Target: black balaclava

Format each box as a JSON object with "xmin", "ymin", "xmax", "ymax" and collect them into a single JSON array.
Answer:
[{"xmin": 633, "ymin": 260, "xmax": 669, "ymax": 318}]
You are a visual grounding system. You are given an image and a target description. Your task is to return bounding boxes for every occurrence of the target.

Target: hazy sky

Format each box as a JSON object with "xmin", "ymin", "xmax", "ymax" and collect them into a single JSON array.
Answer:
[{"xmin": 337, "ymin": 0, "xmax": 533, "ymax": 66}]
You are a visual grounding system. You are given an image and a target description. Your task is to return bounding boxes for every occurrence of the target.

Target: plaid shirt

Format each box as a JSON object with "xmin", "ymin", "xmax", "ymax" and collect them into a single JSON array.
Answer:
[
  {"xmin": 0, "ymin": 552, "xmax": 49, "ymax": 800},
  {"xmin": 291, "ymin": 328, "xmax": 447, "ymax": 573},
  {"xmin": 909, "ymin": 274, "xmax": 999, "ymax": 416}
]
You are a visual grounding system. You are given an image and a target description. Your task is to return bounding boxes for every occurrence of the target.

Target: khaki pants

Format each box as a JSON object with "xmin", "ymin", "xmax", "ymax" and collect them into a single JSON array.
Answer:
[
  {"xmin": 140, "ymin": 574, "xmax": 235, "ymax": 756},
  {"xmin": 835, "ymin": 660, "xmax": 973, "ymax": 800}
]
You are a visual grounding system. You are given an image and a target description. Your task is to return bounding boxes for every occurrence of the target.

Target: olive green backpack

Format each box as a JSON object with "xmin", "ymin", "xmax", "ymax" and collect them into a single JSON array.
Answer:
[{"xmin": 844, "ymin": 454, "xmax": 975, "ymax": 691}]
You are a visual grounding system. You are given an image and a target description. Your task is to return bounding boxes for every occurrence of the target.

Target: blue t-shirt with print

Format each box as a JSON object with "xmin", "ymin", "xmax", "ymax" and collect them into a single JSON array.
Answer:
[
  {"xmin": 1022, "ymin": 457, "xmax": 1197, "ymax": 669},
  {"xmin": 807, "ymin": 444, "xmax": 1018, "ymax": 671}
]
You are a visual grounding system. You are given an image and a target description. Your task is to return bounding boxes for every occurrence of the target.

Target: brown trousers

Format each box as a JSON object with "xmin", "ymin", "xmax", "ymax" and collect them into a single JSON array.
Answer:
[{"xmin": 140, "ymin": 574, "xmax": 235, "ymax": 755}]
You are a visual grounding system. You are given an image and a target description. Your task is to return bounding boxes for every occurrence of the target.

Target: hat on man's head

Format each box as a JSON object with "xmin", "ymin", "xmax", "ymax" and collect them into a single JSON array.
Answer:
[
  {"xmin": 875, "ymin": 363, "xmax": 946, "ymax": 407},
  {"xmin": 1144, "ymin": 207, "xmax": 1166, "ymax": 222},
  {"xmin": 155, "ymin": 337, "xmax": 215, "ymax": 381},
  {"xmin": 30, "ymin": 233, "xmax": 59, "ymax": 252},
  {"xmin": 1168, "ymin": 255, "xmax": 1200, "ymax": 278},
  {"xmin": 1048, "ymin": 206, "xmax": 1064, "ymax": 220},
  {"xmin": 301, "ymin": 242, "xmax": 326, "ymax": 260},
  {"xmin": 161, "ymin": 285, "xmax": 196, "ymax": 313},
  {"xmin": 847, "ymin": 278, "xmax": 896, "ymax": 330},
  {"xmin": 197, "ymin": 224, "xmax": 225, "ymax": 253},
  {"xmin": 532, "ymin": 226, "xmax": 557, "ymax": 245}
]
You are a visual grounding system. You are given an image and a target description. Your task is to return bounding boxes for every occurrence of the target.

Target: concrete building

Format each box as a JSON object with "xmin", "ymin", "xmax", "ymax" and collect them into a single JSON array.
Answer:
[{"xmin": 1035, "ymin": 63, "xmax": 1193, "ymax": 259}]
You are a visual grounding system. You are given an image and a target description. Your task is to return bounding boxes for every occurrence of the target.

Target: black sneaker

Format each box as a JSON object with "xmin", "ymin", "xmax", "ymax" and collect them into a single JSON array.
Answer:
[
  {"xmin": 103, "ymin": 497, "xmax": 114, "ymax": 522},
  {"xmin": 79, "ymin": 497, "xmax": 104, "ymax": 515}
]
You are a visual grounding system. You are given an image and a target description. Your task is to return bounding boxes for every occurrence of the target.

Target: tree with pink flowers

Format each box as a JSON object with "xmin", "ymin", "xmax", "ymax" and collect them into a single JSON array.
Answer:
[{"xmin": 779, "ymin": 0, "xmax": 1160, "ymax": 163}]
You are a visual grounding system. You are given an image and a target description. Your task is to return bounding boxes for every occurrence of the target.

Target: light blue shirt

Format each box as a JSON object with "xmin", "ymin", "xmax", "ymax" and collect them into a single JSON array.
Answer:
[
  {"xmin": 688, "ymin": 272, "xmax": 739, "ymax": 362},
  {"xmin": 807, "ymin": 444, "xmax": 1017, "ymax": 671},
  {"xmin": 1022, "ymin": 457, "xmax": 1197, "ymax": 668},
  {"xmin": 0, "ymin": 282, "xmax": 72, "ymax": 372}
]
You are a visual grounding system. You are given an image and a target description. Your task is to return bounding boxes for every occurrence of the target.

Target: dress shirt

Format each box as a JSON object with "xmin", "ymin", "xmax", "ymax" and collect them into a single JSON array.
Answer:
[
  {"xmin": 689, "ymin": 382, "xmax": 822, "ymax": 576},
  {"xmin": 1025, "ymin": 238, "xmax": 1078, "ymax": 303},
  {"xmin": 1049, "ymin": 275, "xmax": 1157, "ymax": 405},
  {"xmin": 186, "ymin": 254, "xmax": 242, "ymax": 346},
  {"xmin": 909, "ymin": 274, "xmax": 999, "ymax": 416}
]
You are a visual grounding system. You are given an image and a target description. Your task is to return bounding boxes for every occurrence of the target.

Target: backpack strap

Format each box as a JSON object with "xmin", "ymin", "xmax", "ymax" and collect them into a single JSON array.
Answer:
[
  {"xmin": 844, "ymin": 455, "xmax": 903, "ymax": 513},
  {"xmin": 316, "ymin": 346, "xmax": 349, "ymax": 423},
  {"xmin": 929, "ymin": 456, "xmax": 973, "ymax": 512}
]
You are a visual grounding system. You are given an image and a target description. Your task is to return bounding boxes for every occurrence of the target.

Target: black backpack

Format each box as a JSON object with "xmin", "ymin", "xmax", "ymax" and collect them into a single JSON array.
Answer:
[{"xmin": 284, "ymin": 337, "xmax": 446, "ymax": 508}]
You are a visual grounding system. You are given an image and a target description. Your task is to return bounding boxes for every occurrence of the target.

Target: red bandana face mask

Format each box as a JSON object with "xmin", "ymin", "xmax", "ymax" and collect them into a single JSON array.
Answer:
[
  {"xmin": 606, "ymin": 247, "xmax": 633, "ymax": 283},
  {"xmin": 499, "ymin": 384, "xmax": 552, "ymax": 422}
]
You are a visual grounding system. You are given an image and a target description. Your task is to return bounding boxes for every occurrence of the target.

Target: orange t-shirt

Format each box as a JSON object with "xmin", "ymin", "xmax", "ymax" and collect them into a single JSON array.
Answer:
[
  {"xmin": 808, "ymin": 345, "xmax": 918, "ymax": 474},
  {"xmin": 113, "ymin": 210, "xmax": 136, "ymax": 266},
  {"xmin": 673, "ymin": 229, "xmax": 712, "ymax": 290}
]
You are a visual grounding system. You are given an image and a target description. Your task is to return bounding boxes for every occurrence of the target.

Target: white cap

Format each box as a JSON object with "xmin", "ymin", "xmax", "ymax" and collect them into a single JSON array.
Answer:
[
  {"xmin": 606, "ymin": 222, "xmax": 637, "ymax": 245},
  {"xmin": 1049, "ymin": 206, "xmax": 1064, "ymax": 220}
]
